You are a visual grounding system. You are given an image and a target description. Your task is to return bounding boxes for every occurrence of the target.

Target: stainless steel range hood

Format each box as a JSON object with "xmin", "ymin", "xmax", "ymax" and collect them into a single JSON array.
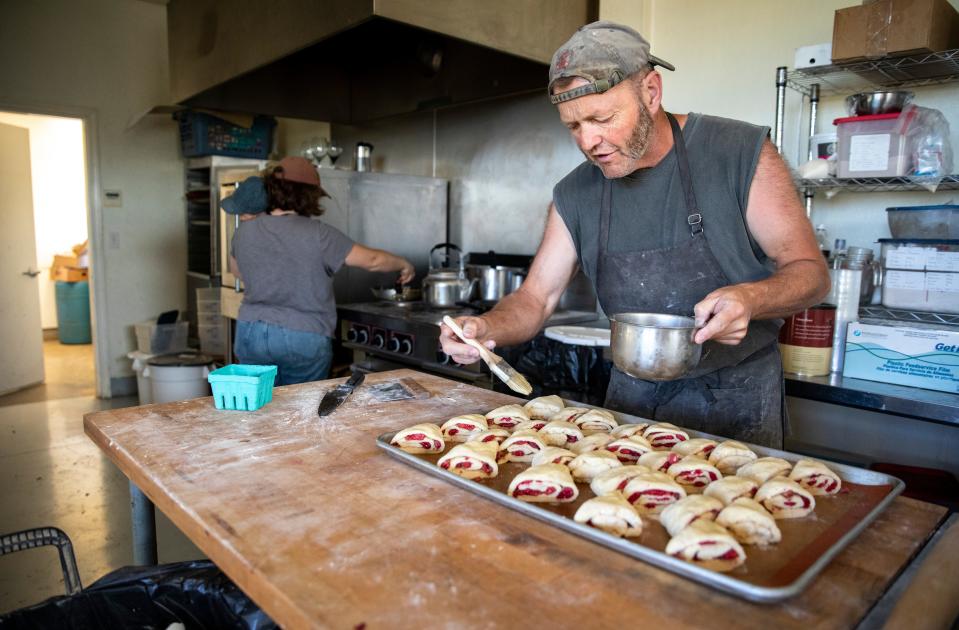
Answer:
[{"xmin": 167, "ymin": 0, "xmax": 596, "ymax": 123}]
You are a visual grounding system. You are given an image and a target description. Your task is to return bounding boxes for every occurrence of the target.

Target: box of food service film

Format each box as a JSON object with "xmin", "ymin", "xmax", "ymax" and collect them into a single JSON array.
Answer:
[{"xmin": 842, "ymin": 321, "xmax": 959, "ymax": 393}]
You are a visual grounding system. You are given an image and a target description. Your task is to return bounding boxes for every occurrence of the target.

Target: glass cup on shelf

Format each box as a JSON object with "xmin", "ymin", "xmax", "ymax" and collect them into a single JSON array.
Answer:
[
  {"xmin": 309, "ymin": 136, "xmax": 329, "ymax": 167},
  {"xmin": 327, "ymin": 142, "xmax": 343, "ymax": 168}
]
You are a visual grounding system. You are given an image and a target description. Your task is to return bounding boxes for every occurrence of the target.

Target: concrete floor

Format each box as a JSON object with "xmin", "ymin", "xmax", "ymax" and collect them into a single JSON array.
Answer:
[{"xmin": 0, "ymin": 340, "xmax": 203, "ymax": 615}]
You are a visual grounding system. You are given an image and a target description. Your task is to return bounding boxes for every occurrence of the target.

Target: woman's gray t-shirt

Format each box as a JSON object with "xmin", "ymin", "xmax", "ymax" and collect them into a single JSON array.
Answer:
[
  {"xmin": 553, "ymin": 113, "xmax": 773, "ymax": 289},
  {"xmin": 233, "ymin": 214, "xmax": 354, "ymax": 336}
]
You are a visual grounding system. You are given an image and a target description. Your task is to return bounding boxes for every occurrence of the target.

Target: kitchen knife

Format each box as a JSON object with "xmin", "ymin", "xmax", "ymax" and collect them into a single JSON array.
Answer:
[{"xmin": 317, "ymin": 371, "xmax": 365, "ymax": 416}]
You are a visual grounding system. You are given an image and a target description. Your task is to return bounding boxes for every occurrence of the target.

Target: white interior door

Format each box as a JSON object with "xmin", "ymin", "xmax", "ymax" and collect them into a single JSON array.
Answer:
[{"xmin": 0, "ymin": 122, "xmax": 44, "ymax": 395}]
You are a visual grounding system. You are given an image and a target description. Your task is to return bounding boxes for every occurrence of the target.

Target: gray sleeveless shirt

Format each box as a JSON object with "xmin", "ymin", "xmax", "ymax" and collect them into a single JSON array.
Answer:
[{"xmin": 553, "ymin": 113, "xmax": 776, "ymax": 290}]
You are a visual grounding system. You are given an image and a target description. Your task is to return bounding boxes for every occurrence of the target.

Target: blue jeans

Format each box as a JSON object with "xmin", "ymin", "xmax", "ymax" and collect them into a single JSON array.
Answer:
[{"xmin": 234, "ymin": 320, "xmax": 334, "ymax": 386}]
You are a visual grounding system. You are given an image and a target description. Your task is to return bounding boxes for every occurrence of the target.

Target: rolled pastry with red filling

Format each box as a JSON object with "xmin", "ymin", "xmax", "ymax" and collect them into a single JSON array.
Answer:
[
  {"xmin": 622, "ymin": 471, "xmax": 687, "ymax": 514},
  {"xmin": 589, "ymin": 464, "xmax": 650, "ymax": 497},
  {"xmin": 390, "ymin": 423, "xmax": 445, "ymax": 454},
  {"xmin": 568, "ymin": 450, "xmax": 622, "ymax": 482},
  {"xmin": 574, "ymin": 408, "xmax": 618, "ymax": 433},
  {"xmin": 668, "ymin": 456, "xmax": 723, "ymax": 492},
  {"xmin": 605, "ymin": 435, "xmax": 653, "ymax": 463},
  {"xmin": 513, "ymin": 418, "xmax": 549, "ymax": 433},
  {"xmin": 736, "ymin": 457, "xmax": 792, "ymax": 485},
  {"xmin": 497, "ymin": 430, "xmax": 546, "ymax": 463},
  {"xmin": 571, "ymin": 432, "xmax": 615, "ymax": 454},
  {"xmin": 665, "ymin": 520, "xmax": 746, "ymax": 572},
  {"xmin": 467, "ymin": 428, "xmax": 511, "ymax": 445},
  {"xmin": 703, "ymin": 476, "xmax": 758, "ymax": 505},
  {"xmin": 707, "ymin": 440, "xmax": 758, "ymax": 475},
  {"xmin": 539, "ymin": 420, "xmax": 585, "ymax": 447},
  {"xmin": 523, "ymin": 395, "xmax": 565, "ymax": 420},
  {"xmin": 660, "ymin": 495, "xmax": 724, "ymax": 536},
  {"xmin": 574, "ymin": 495, "xmax": 643, "ymax": 537},
  {"xmin": 637, "ymin": 450, "xmax": 682, "ymax": 473},
  {"xmin": 643, "ymin": 423, "xmax": 689, "ymax": 450},
  {"xmin": 440, "ymin": 414, "xmax": 489, "ymax": 442},
  {"xmin": 508, "ymin": 463, "xmax": 578, "ymax": 503},
  {"xmin": 788, "ymin": 459, "xmax": 842, "ymax": 496},
  {"xmin": 531, "ymin": 446, "xmax": 577, "ymax": 467},
  {"xmin": 672, "ymin": 438, "xmax": 718, "ymax": 459},
  {"xmin": 485, "ymin": 404, "xmax": 530, "ymax": 430},
  {"xmin": 437, "ymin": 442, "xmax": 498, "ymax": 479},
  {"xmin": 755, "ymin": 478, "xmax": 816, "ymax": 519},
  {"xmin": 716, "ymin": 498, "xmax": 781, "ymax": 545},
  {"xmin": 609, "ymin": 423, "xmax": 650, "ymax": 440},
  {"xmin": 549, "ymin": 407, "xmax": 590, "ymax": 424}
]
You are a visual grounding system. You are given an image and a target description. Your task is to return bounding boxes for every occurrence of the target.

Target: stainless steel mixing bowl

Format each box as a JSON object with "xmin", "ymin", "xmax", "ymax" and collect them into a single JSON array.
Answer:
[
  {"xmin": 845, "ymin": 90, "xmax": 914, "ymax": 116},
  {"xmin": 609, "ymin": 313, "xmax": 702, "ymax": 381}
]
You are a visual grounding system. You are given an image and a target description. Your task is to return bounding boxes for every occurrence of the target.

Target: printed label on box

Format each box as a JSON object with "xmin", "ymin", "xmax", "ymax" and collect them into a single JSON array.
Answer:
[
  {"xmin": 849, "ymin": 133, "xmax": 891, "ymax": 171},
  {"xmin": 885, "ymin": 270, "xmax": 925, "ymax": 290},
  {"xmin": 886, "ymin": 247, "xmax": 931, "ymax": 270},
  {"xmin": 843, "ymin": 322, "xmax": 959, "ymax": 394},
  {"xmin": 928, "ymin": 251, "xmax": 959, "ymax": 272}
]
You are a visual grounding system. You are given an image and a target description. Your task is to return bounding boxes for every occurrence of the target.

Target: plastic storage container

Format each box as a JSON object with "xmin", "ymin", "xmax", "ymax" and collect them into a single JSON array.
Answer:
[
  {"xmin": 127, "ymin": 351, "xmax": 154, "ymax": 405},
  {"xmin": 175, "ymin": 111, "xmax": 276, "ymax": 159},
  {"xmin": 198, "ymin": 322, "xmax": 227, "ymax": 356},
  {"xmin": 55, "ymin": 280, "xmax": 91, "ymax": 344},
  {"xmin": 134, "ymin": 320, "xmax": 189, "ymax": 354},
  {"xmin": 144, "ymin": 353, "xmax": 214, "ymax": 404},
  {"xmin": 887, "ymin": 204, "xmax": 959, "ymax": 239},
  {"xmin": 880, "ymin": 238, "xmax": 959, "ymax": 314},
  {"xmin": 834, "ymin": 113, "xmax": 911, "ymax": 178},
  {"xmin": 208, "ymin": 364, "xmax": 277, "ymax": 411}
]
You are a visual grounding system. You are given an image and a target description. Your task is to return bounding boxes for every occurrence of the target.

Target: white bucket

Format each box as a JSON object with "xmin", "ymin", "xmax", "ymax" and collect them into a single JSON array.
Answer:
[
  {"xmin": 127, "ymin": 351, "xmax": 154, "ymax": 405},
  {"xmin": 144, "ymin": 362, "xmax": 212, "ymax": 404}
]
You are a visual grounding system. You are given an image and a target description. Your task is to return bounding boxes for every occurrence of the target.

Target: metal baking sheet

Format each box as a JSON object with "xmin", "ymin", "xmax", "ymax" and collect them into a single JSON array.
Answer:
[{"xmin": 375, "ymin": 406, "xmax": 904, "ymax": 603}]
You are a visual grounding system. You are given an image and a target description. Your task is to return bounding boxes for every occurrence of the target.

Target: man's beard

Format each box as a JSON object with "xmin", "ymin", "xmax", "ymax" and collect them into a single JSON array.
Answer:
[{"xmin": 584, "ymin": 100, "xmax": 654, "ymax": 175}]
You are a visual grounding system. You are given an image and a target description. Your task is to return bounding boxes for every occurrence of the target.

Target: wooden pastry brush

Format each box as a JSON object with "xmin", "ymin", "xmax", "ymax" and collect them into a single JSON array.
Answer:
[{"xmin": 442, "ymin": 316, "xmax": 532, "ymax": 396}]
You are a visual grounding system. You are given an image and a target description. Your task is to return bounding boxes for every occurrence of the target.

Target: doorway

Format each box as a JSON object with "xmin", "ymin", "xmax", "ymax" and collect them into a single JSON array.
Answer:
[{"xmin": 0, "ymin": 111, "xmax": 95, "ymax": 404}]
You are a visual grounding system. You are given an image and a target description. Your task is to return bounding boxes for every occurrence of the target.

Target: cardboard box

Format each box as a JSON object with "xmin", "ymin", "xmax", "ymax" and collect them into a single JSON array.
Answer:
[
  {"xmin": 842, "ymin": 321, "xmax": 959, "ymax": 394},
  {"xmin": 832, "ymin": 0, "xmax": 959, "ymax": 63},
  {"xmin": 54, "ymin": 266, "xmax": 89, "ymax": 283},
  {"xmin": 49, "ymin": 254, "xmax": 78, "ymax": 279}
]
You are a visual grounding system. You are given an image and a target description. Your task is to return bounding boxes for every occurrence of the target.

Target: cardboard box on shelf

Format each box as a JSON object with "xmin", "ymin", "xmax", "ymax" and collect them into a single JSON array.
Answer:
[
  {"xmin": 832, "ymin": 0, "xmax": 959, "ymax": 63},
  {"xmin": 843, "ymin": 321, "xmax": 959, "ymax": 394},
  {"xmin": 54, "ymin": 266, "xmax": 89, "ymax": 283},
  {"xmin": 49, "ymin": 254, "xmax": 78, "ymax": 279}
]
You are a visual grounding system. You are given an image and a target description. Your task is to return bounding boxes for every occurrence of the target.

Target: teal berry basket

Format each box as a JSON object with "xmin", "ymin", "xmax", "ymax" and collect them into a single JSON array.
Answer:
[{"xmin": 208, "ymin": 364, "xmax": 277, "ymax": 411}]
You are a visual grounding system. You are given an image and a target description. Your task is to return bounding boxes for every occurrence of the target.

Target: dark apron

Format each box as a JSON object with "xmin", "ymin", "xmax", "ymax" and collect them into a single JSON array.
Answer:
[{"xmin": 598, "ymin": 113, "xmax": 785, "ymax": 448}]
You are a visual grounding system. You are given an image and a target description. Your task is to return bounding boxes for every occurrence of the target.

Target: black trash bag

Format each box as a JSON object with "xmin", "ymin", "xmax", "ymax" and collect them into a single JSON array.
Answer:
[
  {"xmin": 498, "ymin": 335, "xmax": 612, "ymax": 405},
  {"xmin": 0, "ymin": 560, "xmax": 276, "ymax": 630}
]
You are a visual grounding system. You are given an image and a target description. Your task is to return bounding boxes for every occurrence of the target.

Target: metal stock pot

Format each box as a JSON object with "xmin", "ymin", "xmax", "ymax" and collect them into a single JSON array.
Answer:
[
  {"xmin": 609, "ymin": 313, "xmax": 702, "ymax": 381},
  {"xmin": 465, "ymin": 264, "xmax": 526, "ymax": 301}
]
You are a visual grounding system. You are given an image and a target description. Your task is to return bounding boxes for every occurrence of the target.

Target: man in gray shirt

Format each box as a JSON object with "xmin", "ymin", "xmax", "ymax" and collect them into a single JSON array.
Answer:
[{"xmin": 439, "ymin": 22, "xmax": 829, "ymax": 447}]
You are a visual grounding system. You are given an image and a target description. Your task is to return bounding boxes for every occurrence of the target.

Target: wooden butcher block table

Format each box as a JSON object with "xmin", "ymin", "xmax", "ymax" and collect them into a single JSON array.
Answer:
[{"xmin": 84, "ymin": 369, "xmax": 952, "ymax": 630}]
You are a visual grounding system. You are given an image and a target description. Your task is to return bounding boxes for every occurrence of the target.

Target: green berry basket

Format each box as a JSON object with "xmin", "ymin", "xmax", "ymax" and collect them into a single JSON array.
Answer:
[{"xmin": 207, "ymin": 364, "xmax": 277, "ymax": 411}]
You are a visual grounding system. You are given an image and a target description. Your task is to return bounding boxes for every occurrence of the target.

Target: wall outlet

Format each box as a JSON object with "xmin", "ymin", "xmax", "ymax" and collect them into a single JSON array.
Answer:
[{"xmin": 109, "ymin": 231, "xmax": 120, "ymax": 250}]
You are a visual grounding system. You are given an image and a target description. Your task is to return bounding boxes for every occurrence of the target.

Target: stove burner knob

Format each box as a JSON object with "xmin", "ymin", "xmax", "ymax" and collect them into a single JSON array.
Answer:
[
  {"xmin": 346, "ymin": 327, "xmax": 358, "ymax": 342},
  {"xmin": 400, "ymin": 339, "xmax": 413, "ymax": 355},
  {"xmin": 387, "ymin": 337, "xmax": 401, "ymax": 353},
  {"xmin": 356, "ymin": 329, "xmax": 369, "ymax": 345},
  {"xmin": 372, "ymin": 332, "xmax": 385, "ymax": 349},
  {"xmin": 436, "ymin": 349, "xmax": 451, "ymax": 365}
]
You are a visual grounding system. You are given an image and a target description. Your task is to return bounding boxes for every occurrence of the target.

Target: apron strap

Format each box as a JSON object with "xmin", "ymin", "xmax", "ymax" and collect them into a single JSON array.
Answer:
[{"xmin": 666, "ymin": 112, "xmax": 704, "ymax": 237}]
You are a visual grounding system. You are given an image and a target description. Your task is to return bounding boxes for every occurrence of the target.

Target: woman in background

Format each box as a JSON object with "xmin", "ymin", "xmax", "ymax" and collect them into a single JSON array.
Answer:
[{"xmin": 228, "ymin": 156, "xmax": 414, "ymax": 385}]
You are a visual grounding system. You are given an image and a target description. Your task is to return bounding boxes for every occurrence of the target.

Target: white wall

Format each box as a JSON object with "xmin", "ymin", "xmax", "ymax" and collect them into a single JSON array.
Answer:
[
  {"xmin": 603, "ymin": 0, "xmax": 959, "ymax": 258},
  {"xmin": 0, "ymin": 112, "xmax": 86, "ymax": 330},
  {"xmin": 0, "ymin": 0, "xmax": 184, "ymax": 395}
]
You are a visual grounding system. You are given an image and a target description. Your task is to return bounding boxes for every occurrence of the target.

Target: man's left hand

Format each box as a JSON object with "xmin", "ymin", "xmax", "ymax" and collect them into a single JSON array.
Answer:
[{"xmin": 693, "ymin": 284, "xmax": 760, "ymax": 345}]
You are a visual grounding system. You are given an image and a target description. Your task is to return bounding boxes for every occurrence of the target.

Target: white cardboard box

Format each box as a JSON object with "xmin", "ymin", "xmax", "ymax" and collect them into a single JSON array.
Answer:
[{"xmin": 842, "ymin": 322, "xmax": 959, "ymax": 393}]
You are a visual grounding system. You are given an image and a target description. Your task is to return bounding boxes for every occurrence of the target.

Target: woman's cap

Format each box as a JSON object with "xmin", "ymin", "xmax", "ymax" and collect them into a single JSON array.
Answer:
[
  {"xmin": 220, "ymin": 176, "xmax": 268, "ymax": 215},
  {"xmin": 276, "ymin": 156, "xmax": 321, "ymax": 187}
]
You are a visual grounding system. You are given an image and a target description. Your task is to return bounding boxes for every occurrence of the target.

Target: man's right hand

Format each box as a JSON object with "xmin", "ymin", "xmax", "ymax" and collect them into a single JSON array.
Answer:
[{"xmin": 439, "ymin": 316, "xmax": 496, "ymax": 365}]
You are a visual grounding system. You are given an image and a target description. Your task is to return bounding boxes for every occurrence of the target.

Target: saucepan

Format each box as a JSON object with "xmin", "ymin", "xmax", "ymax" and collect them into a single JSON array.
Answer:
[
  {"xmin": 370, "ymin": 286, "xmax": 421, "ymax": 302},
  {"xmin": 609, "ymin": 313, "xmax": 701, "ymax": 381}
]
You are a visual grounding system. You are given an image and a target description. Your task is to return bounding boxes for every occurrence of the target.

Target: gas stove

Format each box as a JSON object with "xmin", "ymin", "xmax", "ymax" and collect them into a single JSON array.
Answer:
[{"xmin": 337, "ymin": 300, "xmax": 598, "ymax": 383}]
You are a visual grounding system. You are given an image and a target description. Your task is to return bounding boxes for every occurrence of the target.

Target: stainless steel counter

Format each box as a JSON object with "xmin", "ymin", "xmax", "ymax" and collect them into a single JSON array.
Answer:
[{"xmin": 785, "ymin": 373, "xmax": 959, "ymax": 428}]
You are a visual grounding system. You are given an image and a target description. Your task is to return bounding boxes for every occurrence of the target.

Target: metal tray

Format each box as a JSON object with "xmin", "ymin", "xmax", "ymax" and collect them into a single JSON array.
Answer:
[{"xmin": 376, "ymin": 407, "xmax": 904, "ymax": 603}]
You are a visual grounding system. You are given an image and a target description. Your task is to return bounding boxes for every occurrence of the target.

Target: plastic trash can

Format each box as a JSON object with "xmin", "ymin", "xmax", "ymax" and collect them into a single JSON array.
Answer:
[
  {"xmin": 126, "ymin": 351, "xmax": 155, "ymax": 405},
  {"xmin": 144, "ymin": 353, "xmax": 214, "ymax": 404},
  {"xmin": 55, "ymin": 281, "xmax": 91, "ymax": 344}
]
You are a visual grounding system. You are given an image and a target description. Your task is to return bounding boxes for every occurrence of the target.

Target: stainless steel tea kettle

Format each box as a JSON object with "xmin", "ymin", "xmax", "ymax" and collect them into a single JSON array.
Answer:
[{"xmin": 422, "ymin": 243, "xmax": 477, "ymax": 307}]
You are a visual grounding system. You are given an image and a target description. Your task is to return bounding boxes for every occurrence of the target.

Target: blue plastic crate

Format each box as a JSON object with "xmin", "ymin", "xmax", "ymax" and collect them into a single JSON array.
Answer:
[
  {"xmin": 174, "ymin": 111, "xmax": 276, "ymax": 159},
  {"xmin": 208, "ymin": 364, "xmax": 277, "ymax": 411}
]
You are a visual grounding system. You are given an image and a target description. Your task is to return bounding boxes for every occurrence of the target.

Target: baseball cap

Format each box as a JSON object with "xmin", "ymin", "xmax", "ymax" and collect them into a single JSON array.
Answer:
[
  {"xmin": 275, "ymin": 156, "xmax": 321, "ymax": 188},
  {"xmin": 220, "ymin": 176, "xmax": 268, "ymax": 215},
  {"xmin": 548, "ymin": 20, "xmax": 675, "ymax": 105}
]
